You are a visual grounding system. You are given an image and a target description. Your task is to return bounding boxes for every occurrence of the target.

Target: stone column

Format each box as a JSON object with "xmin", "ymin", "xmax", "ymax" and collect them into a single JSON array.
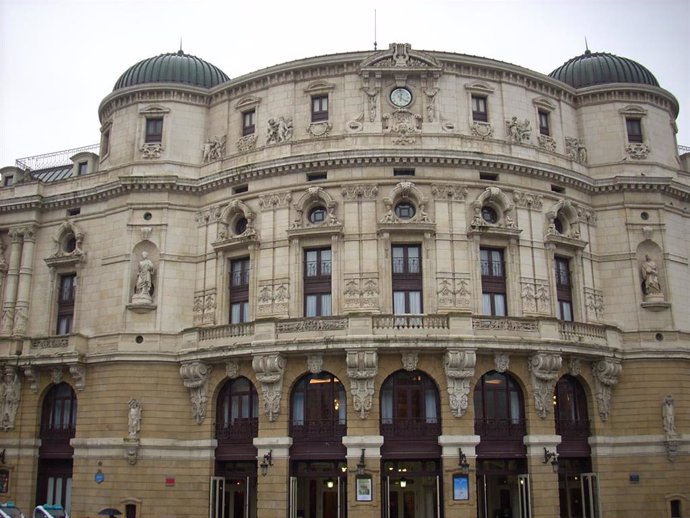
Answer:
[
  {"xmin": 524, "ymin": 435, "xmax": 561, "ymax": 518},
  {"xmin": 439, "ymin": 435, "xmax": 480, "ymax": 518},
  {"xmin": 544, "ymin": 242, "xmax": 557, "ymax": 317},
  {"xmin": 343, "ymin": 435, "xmax": 384, "ymax": 518},
  {"xmin": 13, "ymin": 225, "xmax": 36, "ymax": 335},
  {"xmin": 254, "ymin": 437, "xmax": 292, "ymax": 518},
  {"xmin": 1, "ymin": 228, "xmax": 23, "ymax": 335}
]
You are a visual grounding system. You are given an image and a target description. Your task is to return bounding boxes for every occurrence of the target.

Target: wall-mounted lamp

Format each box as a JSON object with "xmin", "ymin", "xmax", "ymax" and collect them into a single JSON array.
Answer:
[
  {"xmin": 260, "ymin": 450, "xmax": 273, "ymax": 476},
  {"xmin": 458, "ymin": 448, "xmax": 470, "ymax": 474},
  {"xmin": 543, "ymin": 448, "xmax": 559, "ymax": 473},
  {"xmin": 399, "ymin": 478, "xmax": 407, "ymax": 488},
  {"xmin": 325, "ymin": 479, "xmax": 335, "ymax": 489},
  {"xmin": 0, "ymin": 448, "xmax": 5, "ymax": 464},
  {"xmin": 357, "ymin": 448, "xmax": 367, "ymax": 475}
]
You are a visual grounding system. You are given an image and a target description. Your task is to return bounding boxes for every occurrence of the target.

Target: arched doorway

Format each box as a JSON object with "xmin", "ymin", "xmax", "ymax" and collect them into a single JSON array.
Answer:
[
  {"xmin": 380, "ymin": 370, "xmax": 442, "ymax": 518},
  {"xmin": 554, "ymin": 375, "xmax": 599, "ymax": 518},
  {"xmin": 36, "ymin": 383, "xmax": 77, "ymax": 513},
  {"xmin": 289, "ymin": 372, "xmax": 347, "ymax": 518},
  {"xmin": 474, "ymin": 371, "xmax": 529, "ymax": 518},
  {"xmin": 211, "ymin": 377, "xmax": 259, "ymax": 518}
]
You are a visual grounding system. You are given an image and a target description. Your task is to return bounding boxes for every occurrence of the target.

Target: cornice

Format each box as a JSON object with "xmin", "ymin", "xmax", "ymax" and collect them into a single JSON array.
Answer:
[{"xmin": 1, "ymin": 150, "xmax": 688, "ymax": 214}]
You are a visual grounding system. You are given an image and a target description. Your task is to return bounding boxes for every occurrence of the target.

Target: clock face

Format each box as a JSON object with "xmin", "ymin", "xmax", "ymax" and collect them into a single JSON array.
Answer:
[{"xmin": 390, "ymin": 87, "xmax": 412, "ymax": 108}]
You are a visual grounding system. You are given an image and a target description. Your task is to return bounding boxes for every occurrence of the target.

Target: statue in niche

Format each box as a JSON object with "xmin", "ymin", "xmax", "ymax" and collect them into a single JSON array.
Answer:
[
  {"xmin": 132, "ymin": 251, "xmax": 155, "ymax": 304},
  {"xmin": 640, "ymin": 254, "xmax": 662, "ymax": 299},
  {"xmin": 662, "ymin": 395, "xmax": 676, "ymax": 435},
  {"xmin": 128, "ymin": 398, "xmax": 142, "ymax": 438},
  {"xmin": 1, "ymin": 366, "xmax": 21, "ymax": 431}
]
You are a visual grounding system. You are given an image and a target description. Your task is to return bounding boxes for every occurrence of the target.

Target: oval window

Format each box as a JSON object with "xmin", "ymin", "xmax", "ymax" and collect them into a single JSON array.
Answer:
[
  {"xmin": 481, "ymin": 206, "xmax": 498, "ymax": 224},
  {"xmin": 308, "ymin": 206, "xmax": 327, "ymax": 224},
  {"xmin": 235, "ymin": 217, "xmax": 248, "ymax": 235},
  {"xmin": 394, "ymin": 202, "xmax": 416, "ymax": 220}
]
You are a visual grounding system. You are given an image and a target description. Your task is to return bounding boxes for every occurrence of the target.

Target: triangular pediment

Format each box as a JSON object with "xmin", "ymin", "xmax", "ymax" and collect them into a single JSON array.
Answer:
[{"xmin": 360, "ymin": 43, "xmax": 441, "ymax": 71}]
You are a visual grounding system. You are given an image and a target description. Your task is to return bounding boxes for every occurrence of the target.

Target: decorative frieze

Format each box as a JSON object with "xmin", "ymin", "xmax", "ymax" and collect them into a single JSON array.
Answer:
[
  {"xmin": 584, "ymin": 288, "xmax": 605, "ymax": 322},
  {"xmin": 436, "ymin": 275, "xmax": 471, "ymax": 309},
  {"xmin": 431, "ymin": 184, "xmax": 468, "ymax": 201},
  {"xmin": 520, "ymin": 278, "xmax": 550, "ymax": 315},
  {"xmin": 237, "ymin": 134, "xmax": 257, "ymax": 153},
  {"xmin": 259, "ymin": 192, "xmax": 292, "ymax": 211},
  {"xmin": 252, "ymin": 354, "xmax": 286, "ymax": 422},
  {"xmin": 276, "ymin": 317, "xmax": 348, "ymax": 333},
  {"xmin": 179, "ymin": 361, "xmax": 212, "ymax": 424},
  {"xmin": 346, "ymin": 350, "xmax": 378, "ymax": 419},
  {"xmin": 528, "ymin": 353, "xmax": 562, "ymax": 418},
  {"xmin": 32, "ymin": 336, "xmax": 69, "ymax": 349},
  {"xmin": 343, "ymin": 276, "xmax": 379, "ymax": 310},
  {"xmin": 341, "ymin": 185, "xmax": 378, "ymax": 201},
  {"xmin": 565, "ymin": 137, "xmax": 588, "ymax": 164},
  {"xmin": 444, "ymin": 350, "xmax": 476, "ymax": 417},
  {"xmin": 625, "ymin": 143, "xmax": 650, "ymax": 159},
  {"xmin": 537, "ymin": 135, "xmax": 556, "ymax": 152},
  {"xmin": 592, "ymin": 358, "xmax": 622, "ymax": 422},
  {"xmin": 472, "ymin": 318, "xmax": 538, "ymax": 332},
  {"xmin": 512, "ymin": 191, "xmax": 543, "ymax": 210}
]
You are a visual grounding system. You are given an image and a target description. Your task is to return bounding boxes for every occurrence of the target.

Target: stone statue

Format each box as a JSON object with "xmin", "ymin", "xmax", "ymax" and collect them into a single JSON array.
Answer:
[
  {"xmin": 1, "ymin": 366, "xmax": 21, "ymax": 431},
  {"xmin": 267, "ymin": 117, "xmax": 293, "ymax": 144},
  {"xmin": 133, "ymin": 251, "xmax": 155, "ymax": 303},
  {"xmin": 640, "ymin": 254, "xmax": 662, "ymax": 297},
  {"xmin": 202, "ymin": 135, "xmax": 226, "ymax": 163},
  {"xmin": 663, "ymin": 395, "xmax": 676, "ymax": 435},
  {"xmin": 128, "ymin": 398, "xmax": 142, "ymax": 438},
  {"xmin": 506, "ymin": 116, "xmax": 531, "ymax": 144}
]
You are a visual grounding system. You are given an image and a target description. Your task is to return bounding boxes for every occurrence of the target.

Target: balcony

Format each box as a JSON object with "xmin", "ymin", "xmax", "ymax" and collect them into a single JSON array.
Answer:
[
  {"xmin": 373, "ymin": 314, "xmax": 449, "ymax": 330},
  {"xmin": 558, "ymin": 321, "xmax": 606, "ymax": 342},
  {"xmin": 199, "ymin": 322, "xmax": 254, "ymax": 342},
  {"xmin": 215, "ymin": 418, "xmax": 258, "ymax": 443},
  {"xmin": 290, "ymin": 419, "xmax": 347, "ymax": 442},
  {"xmin": 380, "ymin": 418, "xmax": 441, "ymax": 439}
]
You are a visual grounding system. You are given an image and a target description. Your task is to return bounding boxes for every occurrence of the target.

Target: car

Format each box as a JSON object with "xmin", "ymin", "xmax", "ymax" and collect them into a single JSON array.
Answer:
[
  {"xmin": 0, "ymin": 502, "xmax": 25, "ymax": 518},
  {"xmin": 32, "ymin": 506, "xmax": 68, "ymax": 518}
]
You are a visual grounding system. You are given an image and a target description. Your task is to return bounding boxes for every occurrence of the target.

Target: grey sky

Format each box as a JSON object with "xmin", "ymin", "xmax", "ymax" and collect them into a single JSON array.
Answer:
[{"xmin": 1, "ymin": 0, "xmax": 688, "ymax": 167}]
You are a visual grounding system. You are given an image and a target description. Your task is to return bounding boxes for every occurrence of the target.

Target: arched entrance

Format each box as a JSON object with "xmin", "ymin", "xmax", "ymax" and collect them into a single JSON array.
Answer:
[
  {"xmin": 380, "ymin": 370, "xmax": 442, "ymax": 518},
  {"xmin": 554, "ymin": 375, "xmax": 599, "ymax": 518},
  {"xmin": 474, "ymin": 371, "xmax": 528, "ymax": 518},
  {"xmin": 36, "ymin": 383, "xmax": 77, "ymax": 513},
  {"xmin": 289, "ymin": 372, "xmax": 347, "ymax": 518},
  {"xmin": 211, "ymin": 377, "xmax": 259, "ymax": 518}
]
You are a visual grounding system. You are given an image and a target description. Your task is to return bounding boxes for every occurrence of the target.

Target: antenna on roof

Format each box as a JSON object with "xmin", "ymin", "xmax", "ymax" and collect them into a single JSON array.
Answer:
[
  {"xmin": 374, "ymin": 9, "xmax": 377, "ymax": 50},
  {"xmin": 179, "ymin": 38, "xmax": 183, "ymax": 53},
  {"xmin": 584, "ymin": 36, "xmax": 589, "ymax": 52}
]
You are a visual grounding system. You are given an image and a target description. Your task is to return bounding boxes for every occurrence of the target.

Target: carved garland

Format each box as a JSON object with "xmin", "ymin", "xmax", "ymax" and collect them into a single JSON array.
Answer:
[
  {"xmin": 346, "ymin": 351, "xmax": 378, "ymax": 419},
  {"xmin": 444, "ymin": 350, "xmax": 476, "ymax": 418},
  {"xmin": 252, "ymin": 354, "xmax": 286, "ymax": 422},
  {"xmin": 179, "ymin": 361, "xmax": 212, "ymax": 425},
  {"xmin": 592, "ymin": 358, "xmax": 622, "ymax": 422},
  {"xmin": 528, "ymin": 353, "xmax": 562, "ymax": 419}
]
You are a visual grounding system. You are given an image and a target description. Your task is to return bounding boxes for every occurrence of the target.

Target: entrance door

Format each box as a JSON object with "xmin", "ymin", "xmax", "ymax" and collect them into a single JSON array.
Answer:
[
  {"xmin": 477, "ymin": 474, "xmax": 531, "ymax": 518},
  {"xmin": 36, "ymin": 460, "xmax": 72, "ymax": 514},
  {"xmin": 210, "ymin": 475, "xmax": 254, "ymax": 518},
  {"xmin": 385, "ymin": 475, "xmax": 440, "ymax": 518},
  {"xmin": 290, "ymin": 475, "xmax": 345, "ymax": 518},
  {"xmin": 580, "ymin": 473, "xmax": 600, "ymax": 518}
]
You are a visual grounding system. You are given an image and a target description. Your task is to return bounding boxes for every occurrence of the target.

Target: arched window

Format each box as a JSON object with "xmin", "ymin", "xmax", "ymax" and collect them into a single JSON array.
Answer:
[
  {"xmin": 554, "ymin": 375, "xmax": 591, "ymax": 458},
  {"xmin": 290, "ymin": 372, "xmax": 346, "ymax": 442},
  {"xmin": 473, "ymin": 371, "xmax": 525, "ymax": 450},
  {"xmin": 41, "ymin": 383, "xmax": 77, "ymax": 440},
  {"xmin": 215, "ymin": 377, "xmax": 259, "ymax": 443},
  {"xmin": 380, "ymin": 370, "xmax": 440, "ymax": 439}
]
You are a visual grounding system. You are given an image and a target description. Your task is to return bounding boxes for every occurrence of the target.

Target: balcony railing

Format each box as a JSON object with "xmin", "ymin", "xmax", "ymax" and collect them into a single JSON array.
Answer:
[
  {"xmin": 16, "ymin": 143, "xmax": 99, "ymax": 171},
  {"xmin": 474, "ymin": 418, "xmax": 526, "ymax": 440},
  {"xmin": 199, "ymin": 322, "xmax": 254, "ymax": 341},
  {"xmin": 558, "ymin": 321, "xmax": 606, "ymax": 341},
  {"xmin": 215, "ymin": 418, "xmax": 258, "ymax": 442},
  {"xmin": 555, "ymin": 418, "xmax": 591, "ymax": 438},
  {"xmin": 291, "ymin": 419, "xmax": 347, "ymax": 441},
  {"xmin": 381, "ymin": 418, "xmax": 441, "ymax": 439},
  {"xmin": 373, "ymin": 314, "xmax": 449, "ymax": 330}
]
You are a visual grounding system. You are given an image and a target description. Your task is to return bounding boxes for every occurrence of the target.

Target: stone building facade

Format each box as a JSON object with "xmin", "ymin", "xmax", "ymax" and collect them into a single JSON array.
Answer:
[{"xmin": 0, "ymin": 43, "xmax": 688, "ymax": 518}]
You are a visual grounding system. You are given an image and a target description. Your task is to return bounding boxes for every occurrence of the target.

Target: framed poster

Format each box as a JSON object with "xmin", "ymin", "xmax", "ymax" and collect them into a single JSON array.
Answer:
[
  {"xmin": 356, "ymin": 476, "xmax": 373, "ymax": 502},
  {"xmin": 0, "ymin": 469, "xmax": 9, "ymax": 493},
  {"xmin": 452, "ymin": 474, "xmax": 469, "ymax": 501}
]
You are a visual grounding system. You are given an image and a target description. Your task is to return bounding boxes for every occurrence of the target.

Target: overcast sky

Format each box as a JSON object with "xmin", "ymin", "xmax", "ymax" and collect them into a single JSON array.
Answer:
[{"xmin": 1, "ymin": 0, "xmax": 688, "ymax": 167}]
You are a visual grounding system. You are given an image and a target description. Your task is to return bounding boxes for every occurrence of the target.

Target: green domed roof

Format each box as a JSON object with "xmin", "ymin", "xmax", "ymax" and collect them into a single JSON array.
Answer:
[
  {"xmin": 113, "ymin": 50, "xmax": 229, "ymax": 91},
  {"xmin": 549, "ymin": 50, "xmax": 659, "ymax": 89}
]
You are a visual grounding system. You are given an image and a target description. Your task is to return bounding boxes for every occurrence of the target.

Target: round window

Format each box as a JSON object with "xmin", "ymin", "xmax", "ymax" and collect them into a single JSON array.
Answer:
[
  {"xmin": 235, "ymin": 217, "xmax": 248, "ymax": 235},
  {"xmin": 394, "ymin": 202, "xmax": 416, "ymax": 220},
  {"xmin": 481, "ymin": 206, "xmax": 498, "ymax": 224},
  {"xmin": 308, "ymin": 206, "xmax": 327, "ymax": 224}
]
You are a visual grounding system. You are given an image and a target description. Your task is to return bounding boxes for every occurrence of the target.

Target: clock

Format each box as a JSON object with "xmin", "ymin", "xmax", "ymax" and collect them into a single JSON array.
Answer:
[{"xmin": 390, "ymin": 87, "xmax": 412, "ymax": 108}]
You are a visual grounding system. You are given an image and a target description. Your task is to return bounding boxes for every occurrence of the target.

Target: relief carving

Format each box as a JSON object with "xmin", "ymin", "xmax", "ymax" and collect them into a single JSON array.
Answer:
[
  {"xmin": 237, "ymin": 134, "xmax": 257, "ymax": 152},
  {"xmin": 584, "ymin": 288, "xmax": 604, "ymax": 321},
  {"xmin": 259, "ymin": 192, "xmax": 292, "ymax": 211},
  {"xmin": 625, "ymin": 143, "xmax": 650, "ymax": 159},
  {"xmin": 431, "ymin": 184, "xmax": 467, "ymax": 201},
  {"xmin": 140, "ymin": 143, "xmax": 163, "ymax": 159},
  {"xmin": 382, "ymin": 109, "xmax": 422, "ymax": 145},
  {"xmin": 252, "ymin": 354, "xmax": 286, "ymax": 422},
  {"xmin": 346, "ymin": 350, "xmax": 378, "ymax": 419},
  {"xmin": 307, "ymin": 122, "xmax": 332, "ymax": 138},
  {"xmin": 1, "ymin": 365, "xmax": 21, "ymax": 431},
  {"xmin": 179, "ymin": 361, "xmax": 212, "ymax": 424},
  {"xmin": 266, "ymin": 117, "xmax": 293, "ymax": 144},
  {"xmin": 444, "ymin": 350, "xmax": 476, "ymax": 417},
  {"xmin": 565, "ymin": 137, "xmax": 588, "ymax": 164},
  {"xmin": 521, "ymin": 278, "xmax": 550, "ymax": 315},
  {"xmin": 342, "ymin": 185, "xmax": 378, "ymax": 201},
  {"xmin": 343, "ymin": 277, "xmax": 379, "ymax": 310},
  {"xmin": 592, "ymin": 358, "xmax": 622, "ymax": 422},
  {"xmin": 506, "ymin": 117, "xmax": 531, "ymax": 144},
  {"xmin": 512, "ymin": 191, "xmax": 543, "ymax": 210},
  {"xmin": 471, "ymin": 121, "xmax": 494, "ymax": 139},
  {"xmin": 528, "ymin": 353, "xmax": 562, "ymax": 418},
  {"xmin": 69, "ymin": 364, "xmax": 86, "ymax": 391},
  {"xmin": 494, "ymin": 353, "xmax": 510, "ymax": 373},
  {"xmin": 401, "ymin": 351, "xmax": 418, "ymax": 372},
  {"xmin": 307, "ymin": 354, "xmax": 323, "ymax": 374},
  {"xmin": 537, "ymin": 135, "xmax": 556, "ymax": 152},
  {"xmin": 202, "ymin": 136, "xmax": 226, "ymax": 163}
]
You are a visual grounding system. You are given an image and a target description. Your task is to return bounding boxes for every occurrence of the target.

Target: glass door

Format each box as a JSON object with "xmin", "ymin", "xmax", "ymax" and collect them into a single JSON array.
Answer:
[
  {"xmin": 517, "ymin": 474, "xmax": 531, "ymax": 518},
  {"xmin": 581, "ymin": 473, "xmax": 600, "ymax": 518},
  {"xmin": 210, "ymin": 475, "xmax": 254, "ymax": 518},
  {"xmin": 210, "ymin": 477, "xmax": 225, "ymax": 518},
  {"xmin": 384, "ymin": 474, "xmax": 440, "ymax": 518}
]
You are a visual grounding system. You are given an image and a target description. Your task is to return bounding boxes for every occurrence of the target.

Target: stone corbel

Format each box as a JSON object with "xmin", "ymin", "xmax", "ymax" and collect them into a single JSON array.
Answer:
[
  {"xmin": 179, "ymin": 361, "xmax": 212, "ymax": 424},
  {"xmin": 444, "ymin": 350, "xmax": 476, "ymax": 417},
  {"xmin": 346, "ymin": 350, "xmax": 378, "ymax": 419},
  {"xmin": 528, "ymin": 353, "xmax": 562, "ymax": 418},
  {"xmin": 252, "ymin": 354, "xmax": 286, "ymax": 422},
  {"xmin": 69, "ymin": 364, "xmax": 86, "ymax": 391},
  {"xmin": 592, "ymin": 358, "xmax": 622, "ymax": 422},
  {"xmin": 23, "ymin": 365, "xmax": 39, "ymax": 393}
]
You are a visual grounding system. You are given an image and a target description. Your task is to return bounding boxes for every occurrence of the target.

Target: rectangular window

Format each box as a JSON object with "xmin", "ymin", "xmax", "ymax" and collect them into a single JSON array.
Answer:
[
  {"xmin": 77, "ymin": 161, "xmax": 88, "ymax": 175},
  {"xmin": 57, "ymin": 273, "xmax": 76, "ymax": 335},
  {"xmin": 555, "ymin": 256, "xmax": 573, "ymax": 321},
  {"xmin": 311, "ymin": 95, "xmax": 329, "ymax": 122},
  {"xmin": 101, "ymin": 129, "xmax": 110, "ymax": 156},
  {"xmin": 626, "ymin": 118, "xmax": 643, "ymax": 143},
  {"xmin": 538, "ymin": 110, "xmax": 550, "ymax": 136},
  {"xmin": 229, "ymin": 258, "xmax": 250, "ymax": 323},
  {"xmin": 472, "ymin": 95, "xmax": 488, "ymax": 122},
  {"xmin": 242, "ymin": 109, "xmax": 255, "ymax": 136},
  {"xmin": 145, "ymin": 118, "xmax": 163, "ymax": 143},
  {"xmin": 480, "ymin": 248, "xmax": 507, "ymax": 316},
  {"xmin": 3, "ymin": 175, "xmax": 14, "ymax": 187},
  {"xmin": 304, "ymin": 248, "xmax": 331, "ymax": 316},
  {"xmin": 392, "ymin": 245, "xmax": 423, "ymax": 314}
]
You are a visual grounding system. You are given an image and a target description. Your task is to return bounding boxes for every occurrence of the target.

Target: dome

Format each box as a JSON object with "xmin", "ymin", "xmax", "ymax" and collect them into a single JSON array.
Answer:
[
  {"xmin": 549, "ymin": 50, "xmax": 659, "ymax": 89},
  {"xmin": 113, "ymin": 50, "xmax": 229, "ymax": 91}
]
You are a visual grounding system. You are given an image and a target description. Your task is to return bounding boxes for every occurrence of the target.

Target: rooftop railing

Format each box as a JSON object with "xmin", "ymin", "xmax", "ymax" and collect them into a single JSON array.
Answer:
[{"xmin": 16, "ymin": 143, "xmax": 99, "ymax": 171}]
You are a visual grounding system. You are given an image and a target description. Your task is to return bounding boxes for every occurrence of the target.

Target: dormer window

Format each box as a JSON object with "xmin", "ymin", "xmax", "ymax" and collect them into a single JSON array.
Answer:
[
  {"xmin": 3, "ymin": 175, "xmax": 13, "ymax": 187},
  {"xmin": 145, "ymin": 118, "xmax": 163, "ymax": 143},
  {"xmin": 77, "ymin": 161, "xmax": 88, "ymax": 175}
]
